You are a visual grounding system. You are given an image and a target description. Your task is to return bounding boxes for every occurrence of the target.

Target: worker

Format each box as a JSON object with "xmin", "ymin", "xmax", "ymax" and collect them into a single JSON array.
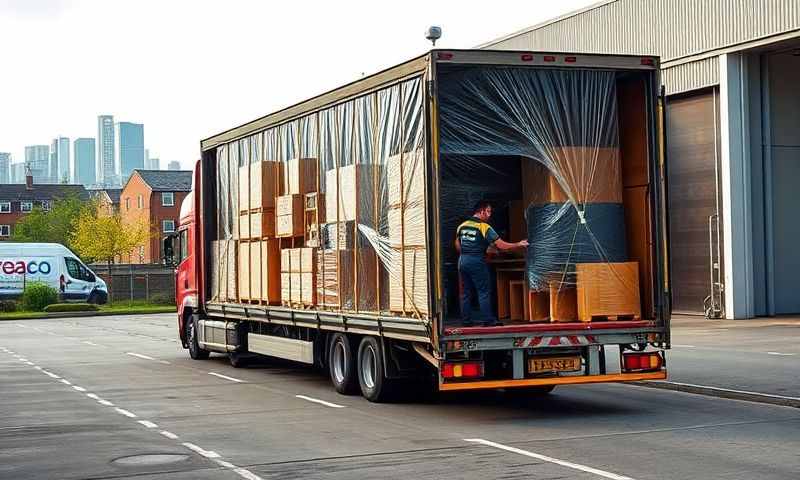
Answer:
[{"xmin": 455, "ymin": 201, "xmax": 528, "ymax": 327}]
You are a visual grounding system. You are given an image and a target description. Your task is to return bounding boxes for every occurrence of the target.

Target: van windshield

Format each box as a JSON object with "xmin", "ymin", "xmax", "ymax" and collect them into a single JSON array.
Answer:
[{"xmin": 65, "ymin": 257, "xmax": 94, "ymax": 282}]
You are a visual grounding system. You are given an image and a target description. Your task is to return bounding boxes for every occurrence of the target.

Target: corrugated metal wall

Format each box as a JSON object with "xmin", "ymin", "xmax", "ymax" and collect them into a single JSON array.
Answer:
[{"xmin": 485, "ymin": 0, "xmax": 800, "ymax": 94}]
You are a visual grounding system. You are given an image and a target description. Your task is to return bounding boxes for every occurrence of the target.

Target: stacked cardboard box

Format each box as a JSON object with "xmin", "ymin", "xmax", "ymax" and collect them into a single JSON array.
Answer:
[
  {"xmin": 280, "ymin": 247, "xmax": 316, "ymax": 305},
  {"xmin": 324, "ymin": 164, "xmax": 381, "ymax": 223},
  {"xmin": 316, "ymin": 248, "xmax": 378, "ymax": 310},
  {"xmin": 521, "ymin": 148, "xmax": 622, "ymax": 206},
  {"xmin": 238, "ymin": 161, "xmax": 280, "ymax": 240},
  {"xmin": 239, "ymin": 210, "xmax": 275, "ymax": 239},
  {"xmin": 211, "ymin": 239, "xmax": 237, "ymax": 302},
  {"xmin": 283, "ymin": 158, "xmax": 317, "ymax": 196},
  {"xmin": 386, "ymin": 150, "xmax": 428, "ymax": 316},
  {"xmin": 237, "ymin": 240, "xmax": 281, "ymax": 303},
  {"xmin": 276, "ymin": 194, "xmax": 304, "ymax": 238}
]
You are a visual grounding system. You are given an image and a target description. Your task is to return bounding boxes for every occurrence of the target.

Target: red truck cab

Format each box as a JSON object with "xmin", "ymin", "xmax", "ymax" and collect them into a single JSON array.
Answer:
[{"xmin": 164, "ymin": 161, "xmax": 200, "ymax": 347}]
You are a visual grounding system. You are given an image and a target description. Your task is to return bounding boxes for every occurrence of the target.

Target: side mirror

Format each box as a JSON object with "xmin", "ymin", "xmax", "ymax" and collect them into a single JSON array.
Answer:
[{"xmin": 162, "ymin": 235, "xmax": 177, "ymax": 266}]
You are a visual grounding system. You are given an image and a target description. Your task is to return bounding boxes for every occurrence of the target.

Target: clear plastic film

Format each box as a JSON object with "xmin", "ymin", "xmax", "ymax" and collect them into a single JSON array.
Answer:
[
  {"xmin": 437, "ymin": 65, "xmax": 638, "ymax": 322},
  {"xmin": 212, "ymin": 75, "xmax": 429, "ymax": 320}
]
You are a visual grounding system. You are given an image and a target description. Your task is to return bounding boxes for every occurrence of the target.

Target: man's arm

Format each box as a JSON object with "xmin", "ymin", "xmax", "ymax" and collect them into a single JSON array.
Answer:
[
  {"xmin": 494, "ymin": 238, "xmax": 528, "ymax": 251},
  {"xmin": 454, "ymin": 237, "xmax": 461, "ymax": 253}
]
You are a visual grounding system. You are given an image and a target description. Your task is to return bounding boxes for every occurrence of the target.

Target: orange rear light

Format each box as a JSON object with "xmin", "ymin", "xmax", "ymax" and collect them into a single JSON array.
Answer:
[
  {"xmin": 441, "ymin": 361, "xmax": 484, "ymax": 379},
  {"xmin": 622, "ymin": 352, "xmax": 663, "ymax": 372}
]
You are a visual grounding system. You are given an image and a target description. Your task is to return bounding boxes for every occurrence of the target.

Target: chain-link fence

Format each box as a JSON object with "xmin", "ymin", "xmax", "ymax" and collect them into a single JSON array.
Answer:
[{"xmin": 92, "ymin": 264, "xmax": 175, "ymax": 304}]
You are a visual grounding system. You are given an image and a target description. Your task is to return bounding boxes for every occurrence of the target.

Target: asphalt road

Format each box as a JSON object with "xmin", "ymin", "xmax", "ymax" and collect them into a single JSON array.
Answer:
[{"xmin": 1, "ymin": 314, "xmax": 799, "ymax": 480}]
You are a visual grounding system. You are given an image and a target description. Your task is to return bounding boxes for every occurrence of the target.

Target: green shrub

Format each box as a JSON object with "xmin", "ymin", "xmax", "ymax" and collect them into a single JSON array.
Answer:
[
  {"xmin": 43, "ymin": 303, "xmax": 99, "ymax": 313},
  {"xmin": 0, "ymin": 300, "xmax": 17, "ymax": 312},
  {"xmin": 148, "ymin": 292, "xmax": 175, "ymax": 305},
  {"xmin": 21, "ymin": 282, "xmax": 59, "ymax": 312}
]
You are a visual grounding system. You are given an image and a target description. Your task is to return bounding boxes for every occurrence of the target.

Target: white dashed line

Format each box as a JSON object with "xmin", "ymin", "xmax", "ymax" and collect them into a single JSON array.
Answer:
[
  {"xmin": 214, "ymin": 459, "xmax": 238, "ymax": 469},
  {"xmin": 137, "ymin": 420, "xmax": 159, "ymax": 428},
  {"xmin": 160, "ymin": 430, "xmax": 179, "ymax": 440},
  {"xmin": 766, "ymin": 351, "xmax": 794, "ymax": 356},
  {"xmin": 465, "ymin": 438, "xmax": 635, "ymax": 480},
  {"xmin": 126, "ymin": 352, "xmax": 156, "ymax": 361},
  {"xmin": 182, "ymin": 442, "xmax": 221, "ymax": 459},
  {"xmin": 15, "ymin": 323, "xmax": 27, "ymax": 328},
  {"xmin": 59, "ymin": 379, "xmax": 72, "ymax": 385},
  {"xmin": 72, "ymin": 385, "xmax": 87, "ymax": 392},
  {"xmin": 295, "ymin": 395, "xmax": 346, "ymax": 409},
  {"xmin": 83, "ymin": 341, "xmax": 99, "ymax": 346},
  {"xmin": 98, "ymin": 400, "xmax": 114, "ymax": 406},
  {"xmin": 43, "ymin": 371, "xmax": 60, "ymax": 378},
  {"xmin": 672, "ymin": 344, "xmax": 696, "ymax": 348},
  {"xmin": 25, "ymin": 361, "xmax": 35, "ymax": 365},
  {"xmin": 114, "ymin": 408, "xmax": 137, "ymax": 418},
  {"xmin": 208, "ymin": 372, "xmax": 244, "ymax": 383},
  {"xmin": 34, "ymin": 366, "xmax": 42, "ymax": 370}
]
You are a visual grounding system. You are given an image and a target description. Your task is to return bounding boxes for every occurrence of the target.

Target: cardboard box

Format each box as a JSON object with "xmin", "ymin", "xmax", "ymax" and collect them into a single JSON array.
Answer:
[
  {"xmin": 387, "ymin": 205, "xmax": 426, "ymax": 248},
  {"xmin": 277, "ymin": 214, "xmax": 304, "ymax": 238},
  {"xmin": 238, "ymin": 241, "xmax": 251, "ymax": 301},
  {"xmin": 521, "ymin": 148, "xmax": 622, "ymax": 206},
  {"xmin": 550, "ymin": 281, "xmax": 578, "ymax": 323},
  {"xmin": 239, "ymin": 210, "xmax": 275, "ymax": 239},
  {"xmin": 576, "ymin": 261, "xmax": 641, "ymax": 321},
  {"xmin": 260, "ymin": 240, "xmax": 280, "ymax": 304},
  {"xmin": 528, "ymin": 290, "xmax": 549, "ymax": 322},
  {"xmin": 283, "ymin": 158, "xmax": 318, "ymax": 196},
  {"xmin": 324, "ymin": 164, "xmax": 381, "ymax": 222},
  {"xmin": 388, "ymin": 247, "xmax": 428, "ymax": 316},
  {"xmin": 283, "ymin": 247, "xmax": 315, "ymax": 273},
  {"xmin": 316, "ymin": 249, "xmax": 379, "ymax": 310},
  {"xmin": 211, "ymin": 239, "xmax": 238, "ymax": 302},
  {"xmin": 386, "ymin": 149, "xmax": 425, "ymax": 207}
]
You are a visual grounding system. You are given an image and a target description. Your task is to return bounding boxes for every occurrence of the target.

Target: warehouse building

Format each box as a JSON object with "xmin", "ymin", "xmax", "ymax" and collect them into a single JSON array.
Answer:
[{"xmin": 481, "ymin": 0, "xmax": 800, "ymax": 319}]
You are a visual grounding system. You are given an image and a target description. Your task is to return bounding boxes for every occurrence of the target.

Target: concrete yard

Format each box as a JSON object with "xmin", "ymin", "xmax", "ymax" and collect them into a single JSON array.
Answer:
[{"xmin": 1, "ymin": 314, "xmax": 798, "ymax": 479}]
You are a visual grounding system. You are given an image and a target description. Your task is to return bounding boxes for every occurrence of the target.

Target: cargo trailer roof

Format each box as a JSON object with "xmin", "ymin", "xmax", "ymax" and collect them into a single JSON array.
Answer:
[{"xmin": 201, "ymin": 49, "xmax": 659, "ymax": 151}]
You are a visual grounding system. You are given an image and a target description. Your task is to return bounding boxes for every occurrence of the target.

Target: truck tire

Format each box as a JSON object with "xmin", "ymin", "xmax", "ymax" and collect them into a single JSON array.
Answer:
[
  {"xmin": 357, "ymin": 336, "xmax": 395, "ymax": 403},
  {"xmin": 328, "ymin": 333, "xmax": 358, "ymax": 394},
  {"xmin": 187, "ymin": 317, "xmax": 210, "ymax": 360}
]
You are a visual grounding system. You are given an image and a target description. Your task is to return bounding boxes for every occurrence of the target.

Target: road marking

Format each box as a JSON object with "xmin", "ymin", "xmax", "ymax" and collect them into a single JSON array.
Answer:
[
  {"xmin": 464, "ymin": 438, "xmax": 635, "ymax": 480},
  {"xmin": 208, "ymin": 372, "xmax": 244, "ymax": 383},
  {"xmin": 766, "ymin": 351, "xmax": 794, "ymax": 356},
  {"xmin": 98, "ymin": 400, "xmax": 114, "ymax": 406},
  {"xmin": 72, "ymin": 385, "xmax": 87, "ymax": 392},
  {"xmin": 25, "ymin": 361, "xmax": 35, "ymax": 365},
  {"xmin": 649, "ymin": 381, "xmax": 800, "ymax": 402},
  {"xmin": 214, "ymin": 459, "xmax": 238, "ymax": 469},
  {"xmin": 182, "ymin": 442, "xmax": 220, "ymax": 459},
  {"xmin": 295, "ymin": 394, "xmax": 346, "ymax": 409},
  {"xmin": 115, "ymin": 408, "xmax": 137, "ymax": 418},
  {"xmin": 15, "ymin": 323, "xmax": 27, "ymax": 328},
  {"xmin": 82, "ymin": 341, "xmax": 99, "ymax": 346},
  {"xmin": 86, "ymin": 393, "xmax": 100, "ymax": 400},
  {"xmin": 137, "ymin": 420, "xmax": 158, "ymax": 428},
  {"xmin": 233, "ymin": 467, "xmax": 264, "ymax": 480},
  {"xmin": 672, "ymin": 344, "xmax": 696, "ymax": 348},
  {"xmin": 126, "ymin": 352, "xmax": 156, "ymax": 361},
  {"xmin": 59, "ymin": 379, "xmax": 72, "ymax": 385},
  {"xmin": 34, "ymin": 366, "xmax": 42, "ymax": 370},
  {"xmin": 43, "ymin": 370, "xmax": 60, "ymax": 379},
  {"xmin": 160, "ymin": 430, "xmax": 179, "ymax": 440}
]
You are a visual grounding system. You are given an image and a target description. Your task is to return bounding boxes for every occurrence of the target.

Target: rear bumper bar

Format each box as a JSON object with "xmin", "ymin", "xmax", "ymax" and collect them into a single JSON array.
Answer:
[{"xmin": 439, "ymin": 370, "xmax": 667, "ymax": 391}]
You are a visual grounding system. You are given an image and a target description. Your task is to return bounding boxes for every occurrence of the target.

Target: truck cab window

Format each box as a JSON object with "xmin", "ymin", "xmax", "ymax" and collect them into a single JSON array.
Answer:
[{"xmin": 179, "ymin": 229, "xmax": 189, "ymax": 262}]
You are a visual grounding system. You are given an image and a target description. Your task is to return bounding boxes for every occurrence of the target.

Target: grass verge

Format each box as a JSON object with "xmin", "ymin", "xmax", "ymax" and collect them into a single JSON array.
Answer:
[{"xmin": 0, "ymin": 300, "xmax": 176, "ymax": 320}]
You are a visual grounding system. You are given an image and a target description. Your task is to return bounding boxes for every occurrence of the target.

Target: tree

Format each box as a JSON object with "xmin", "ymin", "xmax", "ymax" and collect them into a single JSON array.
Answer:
[
  {"xmin": 12, "ymin": 195, "xmax": 92, "ymax": 251},
  {"xmin": 71, "ymin": 211, "xmax": 152, "ymax": 301}
]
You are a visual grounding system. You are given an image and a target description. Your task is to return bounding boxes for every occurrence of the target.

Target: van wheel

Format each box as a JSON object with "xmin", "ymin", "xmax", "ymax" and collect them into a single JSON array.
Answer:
[
  {"xmin": 328, "ymin": 333, "xmax": 358, "ymax": 394},
  {"xmin": 87, "ymin": 292, "xmax": 100, "ymax": 304},
  {"xmin": 187, "ymin": 318, "xmax": 209, "ymax": 360},
  {"xmin": 357, "ymin": 336, "xmax": 395, "ymax": 403}
]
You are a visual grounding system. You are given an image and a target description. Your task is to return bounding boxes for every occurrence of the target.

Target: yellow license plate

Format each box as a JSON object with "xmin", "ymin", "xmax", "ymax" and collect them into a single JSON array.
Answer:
[{"xmin": 528, "ymin": 356, "xmax": 582, "ymax": 374}]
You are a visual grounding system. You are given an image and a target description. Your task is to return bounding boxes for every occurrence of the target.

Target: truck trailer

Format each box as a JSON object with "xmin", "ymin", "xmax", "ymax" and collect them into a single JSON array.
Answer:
[{"xmin": 167, "ymin": 49, "xmax": 671, "ymax": 402}]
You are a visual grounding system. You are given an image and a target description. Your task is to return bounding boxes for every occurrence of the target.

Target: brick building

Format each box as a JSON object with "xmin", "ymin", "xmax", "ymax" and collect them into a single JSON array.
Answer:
[
  {"xmin": 91, "ymin": 188, "xmax": 122, "ymax": 217},
  {"xmin": 0, "ymin": 172, "xmax": 89, "ymax": 240},
  {"xmin": 120, "ymin": 169, "xmax": 192, "ymax": 263}
]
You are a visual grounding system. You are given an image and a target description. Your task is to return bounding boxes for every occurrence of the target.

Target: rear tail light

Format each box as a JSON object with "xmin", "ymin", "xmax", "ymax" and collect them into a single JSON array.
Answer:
[
  {"xmin": 437, "ymin": 52, "xmax": 454, "ymax": 60},
  {"xmin": 622, "ymin": 352, "xmax": 663, "ymax": 372},
  {"xmin": 543, "ymin": 55, "xmax": 556, "ymax": 62},
  {"xmin": 641, "ymin": 57, "xmax": 655, "ymax": 66},
  {"xmin": 441, "ymin": 361, "xmax": 484, "ymax": 379},
  {"xmin": 520, "ymin": 53, "xmax": 534, "ymax": 62},
  {"xmin": 564, "ymin": 56, "xmax": 577, "ymax": 63}
]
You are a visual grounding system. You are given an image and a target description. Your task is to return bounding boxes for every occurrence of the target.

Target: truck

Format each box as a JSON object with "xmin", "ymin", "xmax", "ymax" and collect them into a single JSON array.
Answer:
[{"xmin": 166, "ymin": 49, "xmax": 671, "ymax": 402}]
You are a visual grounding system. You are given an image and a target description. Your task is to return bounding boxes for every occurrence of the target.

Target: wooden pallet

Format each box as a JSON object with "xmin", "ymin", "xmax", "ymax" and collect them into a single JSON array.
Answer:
[{"xmin": 589, "ymin": 314, "xmax": 641, "ymax": 322}]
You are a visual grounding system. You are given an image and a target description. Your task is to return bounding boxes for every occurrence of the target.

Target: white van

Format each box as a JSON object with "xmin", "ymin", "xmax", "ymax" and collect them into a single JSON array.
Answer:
[{"xmin": 0, "ymin": 243, "xmax": 108, "ymax": 304}]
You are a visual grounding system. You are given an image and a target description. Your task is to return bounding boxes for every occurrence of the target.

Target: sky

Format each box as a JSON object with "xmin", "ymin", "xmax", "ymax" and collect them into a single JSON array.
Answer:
[{"xmin": 0, "ymin": 0, "xmax": 597, "ymax": 171}]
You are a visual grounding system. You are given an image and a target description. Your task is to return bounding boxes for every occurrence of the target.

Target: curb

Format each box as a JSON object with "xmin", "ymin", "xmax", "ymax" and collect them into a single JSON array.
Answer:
[
  {"xmin": 0, "ymin": 309, "xmax": 176, "ymax": 321},
  {"xmin": 631, "ymin": 380, "xmax": 800, "ymax": 409}
]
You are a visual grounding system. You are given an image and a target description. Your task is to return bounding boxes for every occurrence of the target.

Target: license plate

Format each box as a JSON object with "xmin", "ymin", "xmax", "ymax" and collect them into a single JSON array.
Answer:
[{"xmin": 528, "ymin": 356, "xmax": 582, "ymax": 374}]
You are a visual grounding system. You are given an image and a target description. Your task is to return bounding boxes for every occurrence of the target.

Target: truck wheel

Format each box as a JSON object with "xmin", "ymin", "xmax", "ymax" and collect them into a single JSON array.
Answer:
[
  {"xmin": 187, "ymin": 318, "xmax": 209, "ymax": 360},
  {"xmin": 328, "ymin": 333, "xmax": 358, "ymax": 394},
  {"xmin": 357, "ymin": 336, "xmax": 394, "ymax": 403}
]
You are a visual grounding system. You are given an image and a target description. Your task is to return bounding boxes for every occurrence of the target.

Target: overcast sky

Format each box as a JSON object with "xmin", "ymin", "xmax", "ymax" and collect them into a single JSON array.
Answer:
[{"xmin": 0, "ymin": 0, "xmax": 596, "ymax": 170}]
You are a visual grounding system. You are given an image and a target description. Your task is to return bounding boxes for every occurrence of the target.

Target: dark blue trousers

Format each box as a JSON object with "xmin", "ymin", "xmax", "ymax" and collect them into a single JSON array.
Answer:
[{"xmin": 458, "ymin": 255, "xmax": 496, "ymax": 326}]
